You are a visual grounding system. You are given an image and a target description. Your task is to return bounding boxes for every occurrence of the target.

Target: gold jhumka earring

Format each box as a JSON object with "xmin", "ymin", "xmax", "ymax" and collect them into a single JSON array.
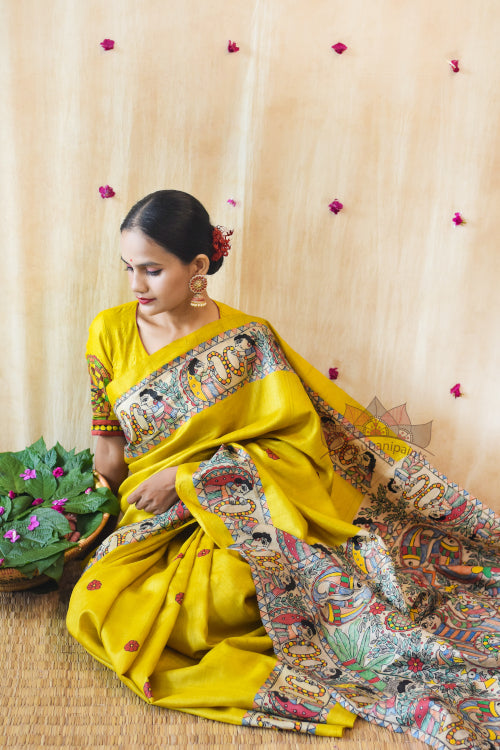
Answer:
[{"xmin": 189, "ymin": 274, "xmax": 208, "ymax": 307}]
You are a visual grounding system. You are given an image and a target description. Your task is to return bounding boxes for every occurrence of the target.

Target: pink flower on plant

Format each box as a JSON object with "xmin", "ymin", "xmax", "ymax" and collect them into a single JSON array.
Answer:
[
  {"xmin": 8, "ymin": 491, "xmax": 16, "ymax": 499},
  {"xmin": 328, "ymin": 367, "xmax": 339, "ymax": 380},
  {"xmin": 452, "ymin": 212, "xmax": 465, "ymax": 226},
  {"xmin": 20, "ymin": 468, "xmax": 37, "ymax": 480},
  {"xmin": 407, "ymin": 657, "xmax": 424, "ymax": 673},
  {"xmin": 329, "ymin": 200, "xmax": 343, "ymax": 214},
  {"xmin": 332, "ymin": 43, "xmax": 348, "ymax": 54},
  {"xmin": 449, "ymin": 59, "xmax": 459, "ymax": 72},
  {"xmin": 99, "ymin": 185, "xmax": 115, "ymax": 199},
  {"xmin": 85, "ymin": 488, "xmax": 92, "ymax": 494},
  {"xmin": 0, "ymin": 559, "xmax": 4, "ymax": 566},
  {"xmin": 51, "ymin": 498, "xmax": 68, "ymax": 512},
  {"xmin": 52, "ymin": 467, "xmax": 64, "ymax": 478},
  {"xmin": 0, "ymin": 507, "xmax": 5, "ymax": 516},
  {"xmin": 4, "ymin": 529, "xmax": 21, "ymax": 543},
  {"xmin": 450, "ymin": 383, "xmax": 462, "ymax": 398},
  {"xmin": 100, "ymin": 39, "xmax": 115, "ymax": 51},
  {"xmin": 228, "ymin": 40, "xmax": 239, "ymax": 53},
  {"xmin": 227, "ymin": 199, "xmax": 237, "ymax": 206},
  {"xmin": 27, "ymin": 516, "xmax": 40, "ymax": 531},
  {"xmin": 31, "ymin": 498, "xmax": 43, "ymax": 506}
]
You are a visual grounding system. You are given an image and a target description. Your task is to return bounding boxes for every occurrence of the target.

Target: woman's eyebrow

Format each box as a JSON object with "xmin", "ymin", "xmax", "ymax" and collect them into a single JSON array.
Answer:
[{"xmin": 120, "ymin": 257, "xmax": 163, "ymax": 267}]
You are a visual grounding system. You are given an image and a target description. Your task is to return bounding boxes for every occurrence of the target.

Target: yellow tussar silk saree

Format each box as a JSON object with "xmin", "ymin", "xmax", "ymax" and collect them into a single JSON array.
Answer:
[{"xmin": 67, "ymin": 302, "xmax": 500, "ymax": 748}]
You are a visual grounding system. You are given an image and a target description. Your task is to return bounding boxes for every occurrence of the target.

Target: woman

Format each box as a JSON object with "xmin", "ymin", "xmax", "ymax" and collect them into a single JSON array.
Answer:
[{"xmin": 68, "ymin": 190, "xmax": 500, "ymax": 749}]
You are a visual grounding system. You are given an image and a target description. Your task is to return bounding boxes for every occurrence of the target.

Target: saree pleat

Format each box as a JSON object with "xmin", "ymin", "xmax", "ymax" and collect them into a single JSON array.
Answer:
[{"xmin": 67, "ymin": 302, "xmax": 500, "ymax": 748}]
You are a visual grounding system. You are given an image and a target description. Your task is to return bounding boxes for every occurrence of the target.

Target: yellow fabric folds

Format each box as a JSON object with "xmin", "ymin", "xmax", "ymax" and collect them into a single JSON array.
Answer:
[{"xmin": 67, "ymin": 301, "xmax": 388, "ymax": 734}]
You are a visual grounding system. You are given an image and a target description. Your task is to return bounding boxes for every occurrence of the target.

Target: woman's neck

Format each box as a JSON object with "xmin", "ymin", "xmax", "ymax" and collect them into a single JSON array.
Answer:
[{"xmin": 136, "ymin": 298, "xmax": 220, "ymax": 354}]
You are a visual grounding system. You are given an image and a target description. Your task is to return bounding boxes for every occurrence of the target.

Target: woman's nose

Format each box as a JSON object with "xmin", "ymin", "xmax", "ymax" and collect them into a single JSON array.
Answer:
[{"xmin": 130, "ymin": 271, "xmax": 147, "ymax": 293}]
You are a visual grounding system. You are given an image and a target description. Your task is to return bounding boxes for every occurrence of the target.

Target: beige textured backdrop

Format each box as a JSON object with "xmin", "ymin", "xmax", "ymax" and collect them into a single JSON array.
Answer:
[{"xmin": 1, "ymin": 0, "xmax": 498, "ymax": 508}]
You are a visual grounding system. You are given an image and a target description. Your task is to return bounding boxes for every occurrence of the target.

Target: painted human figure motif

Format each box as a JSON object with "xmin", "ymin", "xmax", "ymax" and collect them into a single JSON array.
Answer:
[
  {"xmin": 320, "ymin": 417, "xmax": 375, "ymax": 488},
  {"xmin": 139, "ymin": 388, "xmax": 178, "ymax": 428},
  {"xmin": 213, "ymin": 478, "xmax": 258, "ymax": 526},
  {"xmin": 186, "ymin": 357, "xmax": 225, "ymax": 401},
  {"xmin": 420, "ymin": 612, "xmax": 500, "ymax": 666},
  {"xmin": 456, "ymin": 698, "xmax": 500, "ymax": 744},
  {"xmin": 233, "ymin": 334, "xmax": 263, "ymax": 373},
  {"xmin": 397, "ymin": 525, "xmax": 463, "ymax": 569},
  {"xmin": 312, "ymin": 567, "xmax": 372, "ymax": 626}
]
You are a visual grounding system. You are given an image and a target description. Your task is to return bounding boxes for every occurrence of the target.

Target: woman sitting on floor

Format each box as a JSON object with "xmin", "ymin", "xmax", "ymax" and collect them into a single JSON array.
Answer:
[{"xmin": 67, "ymin": 190, "xmax": 500, "ymax": 750}]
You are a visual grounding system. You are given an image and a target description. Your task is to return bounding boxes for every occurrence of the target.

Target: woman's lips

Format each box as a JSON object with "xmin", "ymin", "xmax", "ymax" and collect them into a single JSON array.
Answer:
[{"xmin": 137, "ymin": 298, "xmax": 154, "ymax": 304}]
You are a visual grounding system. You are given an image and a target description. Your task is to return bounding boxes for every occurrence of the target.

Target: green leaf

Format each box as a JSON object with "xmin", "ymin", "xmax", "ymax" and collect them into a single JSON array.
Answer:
[
  {"xmin": 13, "ymin": 437, "xmax": 47, "ymax": 463},
  {"xmin": 8, "ymin": 494, "xmax": 33, "ymax": 518},
  {"xmin": 22, "ymin": 465, "xmax": 57, "ymax": 501},
  {"xmin": 0, "ymin": 454, "xmax": 32, "ymax": 494},
  {"xmin": 54, "ymin": 443, "xmax": 93, "ymax": 473},
  {"xmin": 0, "ymin": 496, "xmax": 13, "ymax": 521},
  {"xmin": 55, "ymin": 468, "xmax": 94, "ymax": 499},
  {"xmin": 16, "ymin": 509, "xmax": 71, "ymax": 546},
  {"xmin": 1, "ymin": 539, "xmax": 73, "ymax": 566},
  {"xmin": 43, "ymin": 448, "xmax": 58, "ymax": 470},
  {"xmin": 76, "ymin": 511, "xmax": 103, "ymax": 538},
  {"xmin": 63, "ymin": 486, "xmax": 119, "ymax": 515},
  {"xmin": 17, "ymin": 552, "xmax": 66, "ymax": 581}
]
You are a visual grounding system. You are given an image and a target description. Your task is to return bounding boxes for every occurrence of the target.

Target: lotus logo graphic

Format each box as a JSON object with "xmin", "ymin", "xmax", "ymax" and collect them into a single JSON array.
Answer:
[{"xmin": 345, "ymin": 397, "xmax": 432, "ymax": 450}]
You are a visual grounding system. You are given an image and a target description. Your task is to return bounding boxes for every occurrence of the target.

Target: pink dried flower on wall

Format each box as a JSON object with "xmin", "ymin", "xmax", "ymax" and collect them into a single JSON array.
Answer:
[
  {"xmin": 450, "ymin": 383, "xmax": 462, "ymax": 398},
  {"xmin": 452, "ymin": 212, "xmax": 465, "ymax": 226},
  {"xmin": 328, "ymin": 367, "xmax": 339, "ymax": 380},
  {"xmin": 332, "ymin": 43, "xmax": 348, "ymax": 54},
  {"xmin": 227, "ymin": 199, "xmax": 237, "ymax": 206},
  {"xmin": 328, "ymin": 200, "xmax": 343, "ymax": 214},
  {"xmin": 449, "ymin": 59, "xmax": 459, "ymax": 72},
  {"xmin": 99, "ymin": 185, "xmax": 115, "ymax": 199},
  {"xmin": 100, "ymin": 39, "xmax": 115, "ymax": 51},
  {"xmin": 228, "ymin": 41, "xmax": 239, "ymax": 53}
]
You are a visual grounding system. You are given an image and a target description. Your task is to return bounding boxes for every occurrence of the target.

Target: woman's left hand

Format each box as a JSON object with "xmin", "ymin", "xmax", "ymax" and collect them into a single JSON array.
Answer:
[{"xmin": 127, "ymin": 466, "xmax": 179, "ymax": 515}]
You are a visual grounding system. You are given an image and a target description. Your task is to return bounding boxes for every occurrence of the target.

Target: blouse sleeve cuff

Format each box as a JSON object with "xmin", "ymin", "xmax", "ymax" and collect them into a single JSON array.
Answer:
[{"xmin": 91, "ymin": 419, "xmax": 124, "ymax": 436}]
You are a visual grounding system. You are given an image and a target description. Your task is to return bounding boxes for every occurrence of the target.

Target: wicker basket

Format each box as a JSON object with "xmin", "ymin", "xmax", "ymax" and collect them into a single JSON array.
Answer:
[{"xmin": 0, "ymin": 472, "xmax": 117, "ymax": 592}]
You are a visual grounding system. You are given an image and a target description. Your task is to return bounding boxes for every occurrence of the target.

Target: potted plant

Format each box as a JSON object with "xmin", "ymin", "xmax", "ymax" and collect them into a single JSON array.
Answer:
[{"xmin": 0, "ymin": 438, "xmax": 119, "ymax": 590}]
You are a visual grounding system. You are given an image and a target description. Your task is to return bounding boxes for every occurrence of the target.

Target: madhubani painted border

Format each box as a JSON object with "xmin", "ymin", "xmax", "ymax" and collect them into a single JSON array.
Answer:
[
  {"xmin": 114, "ymin": 322, "xmax": 287, "ymax": 411},
  {"xmin": 116, "ymin": 323, "xmax": 294, "ymax": 457}
]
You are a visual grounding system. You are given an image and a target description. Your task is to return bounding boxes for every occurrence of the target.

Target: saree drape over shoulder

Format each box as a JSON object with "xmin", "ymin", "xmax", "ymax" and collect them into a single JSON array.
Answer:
[{"xmin": 67, "ymin": 302, "xmax": 500, "ymax": 749}]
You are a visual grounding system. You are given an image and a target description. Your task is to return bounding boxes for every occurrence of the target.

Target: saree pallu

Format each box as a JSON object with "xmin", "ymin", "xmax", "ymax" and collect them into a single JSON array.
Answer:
[{"xmin": 67, "ymin": 302, "xmax": 500, "ymax": 749}]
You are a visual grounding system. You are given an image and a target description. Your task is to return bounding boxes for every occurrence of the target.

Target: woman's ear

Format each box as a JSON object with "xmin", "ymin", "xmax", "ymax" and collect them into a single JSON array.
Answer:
[{"xmin": 191, "ymin": 254, "xmax": 210, "ymax": 275}]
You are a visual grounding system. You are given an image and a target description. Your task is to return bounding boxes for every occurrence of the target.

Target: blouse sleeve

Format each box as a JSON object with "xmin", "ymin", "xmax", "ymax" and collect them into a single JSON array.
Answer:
[{"xmin": 86, "ymin": 314, "xmax": 124, "ymax": 437}]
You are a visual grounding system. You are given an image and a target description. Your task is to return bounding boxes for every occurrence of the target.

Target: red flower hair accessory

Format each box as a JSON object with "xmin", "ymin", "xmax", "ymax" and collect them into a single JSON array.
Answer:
[{"xmin": 212, "ymin": 225, "xmax": 233, "ymax": 261}]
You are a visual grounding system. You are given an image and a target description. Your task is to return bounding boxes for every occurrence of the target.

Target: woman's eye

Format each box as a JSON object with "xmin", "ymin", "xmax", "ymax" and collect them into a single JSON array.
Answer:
[
  {"xmin": 147, "ymin": 269, "xmax": 161, "ymax": 276},
  {"xmin": 125, "ymin": 266, "xmax": 133, "ymax": 272}
]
